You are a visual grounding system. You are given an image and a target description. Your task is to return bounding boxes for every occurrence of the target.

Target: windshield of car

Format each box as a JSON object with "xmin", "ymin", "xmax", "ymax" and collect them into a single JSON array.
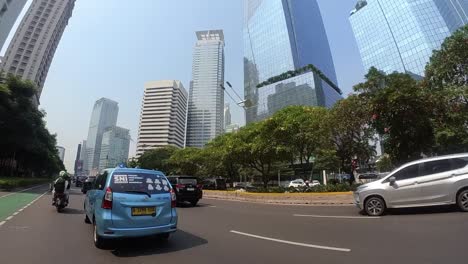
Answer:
[
  {"xmin": 178, "ymin": 177, "xmax": 197, "ymax": 185},
  {"xmin": 110, "ymin": 173, "xmax": 170, "ymax": 194}
]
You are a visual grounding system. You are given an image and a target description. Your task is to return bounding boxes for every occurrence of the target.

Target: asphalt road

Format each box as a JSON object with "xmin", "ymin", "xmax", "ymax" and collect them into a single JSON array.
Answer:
[{"xmin": 0, "ymin": 187, "xmax": 467, "ymax": 264}]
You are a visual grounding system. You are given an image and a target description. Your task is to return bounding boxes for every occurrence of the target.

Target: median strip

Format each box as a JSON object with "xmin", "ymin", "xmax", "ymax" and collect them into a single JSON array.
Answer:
[
  {"xmin": 230, "ymin": 230, "xmax": 351, "ymax": 252},
  {"xmin": 293, "ymin": 214, "xmax": 380, "ymax": 219}
]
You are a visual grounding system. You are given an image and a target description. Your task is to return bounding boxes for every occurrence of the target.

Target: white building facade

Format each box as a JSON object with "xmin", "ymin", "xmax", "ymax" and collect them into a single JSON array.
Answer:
[
  {"xmin": 136, "ymin": 80, "xmax": 188, "ymax": 156},
  {"xmin": 0, "ymin": 0, "xmax": 28, "ymax": 51}
]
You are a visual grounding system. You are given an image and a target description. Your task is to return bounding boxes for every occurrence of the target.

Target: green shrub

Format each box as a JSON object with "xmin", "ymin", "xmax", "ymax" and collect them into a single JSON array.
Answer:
[{"xmin": 0, "ymin": 178, "xmax": 51, "ymax": 190}]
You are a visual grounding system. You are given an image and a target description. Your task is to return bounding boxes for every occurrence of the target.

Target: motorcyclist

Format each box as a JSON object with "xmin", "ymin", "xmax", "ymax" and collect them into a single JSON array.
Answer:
[{"xmin": 52, "ymin": 171, "xmax": 71, "ymax": 206}]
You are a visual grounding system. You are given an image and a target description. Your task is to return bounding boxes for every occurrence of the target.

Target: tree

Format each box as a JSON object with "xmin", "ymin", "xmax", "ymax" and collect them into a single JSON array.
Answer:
[
  {"xmin": 204, "ymin": 133, "xmax": 241, "ymax": 181},
  {"xmin": 169, "ymin": 147, "xmax": 202, "ymax": 176},
  {"xmin": 328, "ymin": 95, "xmax": 376, "ymax": 173},
  {"xmin": 138, "ymin": 146, "xmax": 178, "ymax": 174},
  {"xmin": 268, "ymin": 106, "xmax": 331, "ymax": 176},
  {"xmin": 232, "ymin": 122, "xmax": 288, "ymax": 188},
  {"xmin": 354, "ymin": 68, "xmax": 434, "ymax": 165},
  {"xmin": 424, "ymin": 25, "xmax": 468, "ymax": 153}
]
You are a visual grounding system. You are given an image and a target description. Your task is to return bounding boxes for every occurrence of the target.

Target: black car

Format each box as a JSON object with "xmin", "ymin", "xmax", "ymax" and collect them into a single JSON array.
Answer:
[
  {"xmin": 202, "ymin": 178, "xmax": 227, "ymax": 190},
  {"xmin": 75, "ymin": 176, "xmax": 87, "ymax": 187},
  {"xmin": 167, "ymin": 176, "xmax": 202, "ymax": 206},
  {"xmin": 81, "ymin": 176, "xmax": 96, "ymax": 194}
]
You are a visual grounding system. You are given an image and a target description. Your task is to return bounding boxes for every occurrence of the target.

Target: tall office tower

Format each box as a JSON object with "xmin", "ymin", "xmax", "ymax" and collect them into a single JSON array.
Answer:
[
  {"xmin": 74, "ymin": 143, "xmax": 81, "ymax": 175},
  {"xmin": 0, "ymin": 0, "xmax": 76, "ymax": 104},
  {"xmin": 79, "ymin": 140, "xmax": 88, "ymax": 175},
  {"xmin": 186, "ymin": 30, "xmax": 225, "ymax": 148},
  {"xmin": 224, "ymin": 103, "xmax": 231, "ymax": 130},
  {"xmin": 244, "ymin": 0, "xmax": 342, "ymax": 124},
  {"xmin": 85, "ymin": 98, "xmax": 118, "ymax": 174},
  {"xmin": 349, "ymin": 0, "xmax": 468, "ymax": 77},
  {"xmin": 98, "ymin": 126, "xmax": 130, "ymax": 171},
  {"xmin": 136, "ymin": 80, "xmax": 188, "ymax": 156},
  {"xmin": 0, "ymin": 0, "xmax": 28, "ymax": 50}
]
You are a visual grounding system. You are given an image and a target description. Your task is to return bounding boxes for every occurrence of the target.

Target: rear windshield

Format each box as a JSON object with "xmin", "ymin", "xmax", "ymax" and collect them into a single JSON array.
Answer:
[
  {"xmin": 179, "ymin": 178, "xmax": 197, "ymax": 185},
  {"xmin": 110, "ymin": 173, "xmax": 170, "ymax": 194}
]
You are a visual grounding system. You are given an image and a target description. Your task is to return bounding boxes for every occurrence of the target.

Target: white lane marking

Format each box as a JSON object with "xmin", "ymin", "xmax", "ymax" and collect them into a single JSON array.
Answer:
[
  {"xmin": 0, "ymin": 192, "xmax": 47, "ymax": 228},
  {"xmin": 0, "ymin": 184, "xmax": 48, "ymax": 199},
  {"xmin": 208, "ymin": 205, "xmax": 217, "ymax": 208},
  {"xmin": 230, "ymin": 230, "xmax": 351, "ymax": 252},
  {"xmin": 293, "ymin": 214, "xmax": 380, "ymax": 219}
]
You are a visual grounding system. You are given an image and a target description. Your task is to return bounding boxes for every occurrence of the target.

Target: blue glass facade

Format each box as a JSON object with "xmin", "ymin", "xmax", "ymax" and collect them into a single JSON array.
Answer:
[
  {"xmin": 244, "ymin": 0, "xmax": 341, "ymax": 124},
  {"xmin": 350, "ymin": 0, "xmax": 468, "ymax": 78}
]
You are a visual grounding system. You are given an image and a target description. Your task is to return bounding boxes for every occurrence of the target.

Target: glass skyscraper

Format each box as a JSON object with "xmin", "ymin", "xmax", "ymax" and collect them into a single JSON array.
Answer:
[
  {"xmin": 244, "ymin": 0, "xmax": 341, "ymax": 124},
  {"xmin": 349, "ymin": 0, "xmax": 468, "ymax": 77},
  {"xmin": 99, "ymin": 126, "xmax": 130, "ymax": 171},
  {"xmin": 85, "ymin": 98, "xmax": 118, "ymax": 174},
  {"xmin": 186, "ymin": 30, "xmax": 225, "ymax": 148}
]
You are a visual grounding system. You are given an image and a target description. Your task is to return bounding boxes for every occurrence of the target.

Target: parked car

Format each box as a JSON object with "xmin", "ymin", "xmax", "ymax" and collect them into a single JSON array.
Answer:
[
  {"xmin": 233, "ymin": 182, "xmax": 258, "ymax": 191},
  {"xmin": 84, "ymin": 168, "xmax": 177, "ymax": 248},
  {"xmin": 202, "ymin": 178, "xmax": 227, "ymax": 190},
  {"xmin": 167, "ymin": 176, "xmax": 203, "ymax": 206},
  {"xmin": 288, "ymin": 179, "xmax": 320, "ymax": 188},
  {"xmin": 81, "ymin": 176, "xmax": 96, "ymax": 194},
  {"xmin": 354, "ymin": 153, "xmax": 468, "ymax": 216}
]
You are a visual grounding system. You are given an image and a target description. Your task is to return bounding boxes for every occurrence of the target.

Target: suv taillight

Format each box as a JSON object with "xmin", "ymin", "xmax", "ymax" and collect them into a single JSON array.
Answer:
[
  {"xmin": 197, "ymin": 184, "xmax": 203, "ymax": 189},
  {"xmin": 175, "ymin": 184, "xmax": 185, "ymax": 190},
  {"xmin": 170, "ymin": 188, "xmax": 177, "ymax": 208},
  {"xmin": 101, "ymin": 187, "xmax": 113, "ymax": 209}
]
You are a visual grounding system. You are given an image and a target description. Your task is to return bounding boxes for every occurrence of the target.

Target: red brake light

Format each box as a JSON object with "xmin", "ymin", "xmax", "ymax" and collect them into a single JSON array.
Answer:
[
  {"xmin": 170, "ymin": 188, "xmax": 177, "ymax": 208},
  {"xmin": 175, "ymin": 184, "xmax": 185, "ymax": 189},
  {"xmin": 101, "ymin": 187, "xmax": 113, "ymax": 209},
  {"xmin": 197, "ymin": 184, "xmax": 203, "ymax": 189}
]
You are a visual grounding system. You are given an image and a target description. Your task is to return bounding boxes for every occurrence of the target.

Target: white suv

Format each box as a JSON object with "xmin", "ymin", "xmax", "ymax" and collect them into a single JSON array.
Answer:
[{"xmin": 354, "ymin": 153, "xmax": 468, "ymax": 216}]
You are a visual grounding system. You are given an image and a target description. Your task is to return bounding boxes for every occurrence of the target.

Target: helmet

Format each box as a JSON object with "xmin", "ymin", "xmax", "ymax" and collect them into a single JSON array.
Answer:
[{"xmin": 59, "ymin": 171, "xmax": 68, "ymax": 177}]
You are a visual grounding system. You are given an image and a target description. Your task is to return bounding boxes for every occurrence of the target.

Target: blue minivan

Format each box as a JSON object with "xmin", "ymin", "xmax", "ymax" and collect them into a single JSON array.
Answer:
[{"xmin": 84, "ymin": 168, "xmax": 177, "ymax": 248}]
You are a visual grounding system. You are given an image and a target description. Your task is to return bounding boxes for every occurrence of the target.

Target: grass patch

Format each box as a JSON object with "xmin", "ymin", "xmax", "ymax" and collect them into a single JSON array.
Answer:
[{"xmin": 0, "ymin": 177, "xmax": 51, "ymax": 191}]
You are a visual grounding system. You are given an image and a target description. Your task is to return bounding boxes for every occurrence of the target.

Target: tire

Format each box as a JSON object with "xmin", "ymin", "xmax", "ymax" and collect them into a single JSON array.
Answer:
[
  {"xmin": 364, "ymin": 196, "xmax": 386, "ymax": 216},
  {"xmin": 93, "ymin": 221, "xmax": 107, "ymax": 249},
  {"xmin": 84, "ymin": 214, "xmax": 91, "ymax": 224},
  {"xmin": 56, "ymin": 206, "xmax": 63, "ymax": 213},
  {"xmin": 190, "ymin": 200, "xmax": 199, "ymax": 207},
  {"xmin": 457, "ymin": 189, "xmax": 468, "ymax": 212}
]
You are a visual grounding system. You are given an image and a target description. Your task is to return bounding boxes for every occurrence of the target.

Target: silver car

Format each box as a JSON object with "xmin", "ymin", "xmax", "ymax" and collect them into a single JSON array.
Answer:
[{"xmin": 354, "ymin": 153, "xmax": 468, "ymax": 216}]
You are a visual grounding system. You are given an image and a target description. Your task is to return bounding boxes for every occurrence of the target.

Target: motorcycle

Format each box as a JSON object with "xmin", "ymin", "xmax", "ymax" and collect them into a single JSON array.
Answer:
[{"xmin": 54, "ymin": 192, "xmax": 68, "ymax": 212}]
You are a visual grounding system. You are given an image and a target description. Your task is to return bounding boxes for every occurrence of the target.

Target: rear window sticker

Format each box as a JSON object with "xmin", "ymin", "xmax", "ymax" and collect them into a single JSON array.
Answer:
[
  {"xmin": 164, "ymin": 186, "xmax": 169, "ymax": 192},
  {"xmin": 146, "ymin": 178, "xmax": 153, "ymax": 184},
  {"xmin": 154, "ymin": 179, "xmax": 161, "ymax": 185},
  {"xmin": 114, "ymin": 175, "xmax": 128, "ymax": 184},
  {"xmin": 162, "ymin": 179, "xmax": 168, "ymax": 185},
  {"xmin": 147, "ymin": 184, "xmax": 154, "ymax": 191},
  {"xmin": 155, "ymin": 184, "xmax": 162, "ymax": 191}
]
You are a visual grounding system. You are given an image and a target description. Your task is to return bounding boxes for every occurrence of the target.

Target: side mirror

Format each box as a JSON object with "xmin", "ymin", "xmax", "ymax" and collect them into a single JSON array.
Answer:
[{"xmin": 389, "ymin": 176, "xmax": 396, "ymax": 185}]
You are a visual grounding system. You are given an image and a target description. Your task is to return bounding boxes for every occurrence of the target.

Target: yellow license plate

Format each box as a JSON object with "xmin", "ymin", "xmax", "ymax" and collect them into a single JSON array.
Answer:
[{"xmin": 131, "ymin": 207, "xmax": 156, "ymax": 216}]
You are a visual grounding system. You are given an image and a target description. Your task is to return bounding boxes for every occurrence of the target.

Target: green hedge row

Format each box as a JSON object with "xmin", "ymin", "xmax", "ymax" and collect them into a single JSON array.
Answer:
[
  {"xmin": 233, "ymin": 183, "xmax": 361, "ymax": 193},
  {"xmin": 0, "ymin": 178, "xmax": 51, "ymax": 191}
]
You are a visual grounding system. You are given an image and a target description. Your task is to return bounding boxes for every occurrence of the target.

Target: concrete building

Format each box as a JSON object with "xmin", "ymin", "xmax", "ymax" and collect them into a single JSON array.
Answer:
[
  {"xmin": 85, "ymin": 98, "xmax": 118, "ymax": 173},
  {"xmin": 98, "ymin": 126, "xmax": 130, "ymax": 171},
  {"xmin": 0, "ymin": 0, "xmax": 76, "ymax": 104},
  {"xmin": 0, "ymin": 0, "xmax": 28, "ymax": 51},
  {"xmin": 244, "ymin": 0, "xmax": 341, "ymax": 124},
  {"xmin": 56, "ymin": 145, "xmax": 65, "ymax": 162},
  {"xmin": 225, "ymin": 123, "xmax": 240, "ymax": 133},
  {"xmin": 186, "ymin": 30, "xmax": 225, "ymax": 148},
  {"xmin": 224, "ymin": 103, "xmax": 231, "ymax": 130},
  {"xmin": 349, "ymin": 0, "xmax": 468, "ymax": 77},
  {"xmin": 136, "ymin": 80, "xmax": 188, "ymax": 156}
]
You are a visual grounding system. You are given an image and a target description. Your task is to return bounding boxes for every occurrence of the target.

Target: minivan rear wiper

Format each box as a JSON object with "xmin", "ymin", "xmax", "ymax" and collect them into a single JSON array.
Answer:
[{"xmin": 123, "ymin": 190, "xmax": 151, "ymax": 198}]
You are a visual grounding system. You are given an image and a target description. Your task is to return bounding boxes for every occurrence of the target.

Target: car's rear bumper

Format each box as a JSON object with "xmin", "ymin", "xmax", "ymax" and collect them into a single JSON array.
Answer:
[
  {"xmin": 177, "ymin": 192, "xmax": 202, "ymax": 201},
  {"xmin": 99, "ymin": 223, "xmax": 177, "ymax": 238}
]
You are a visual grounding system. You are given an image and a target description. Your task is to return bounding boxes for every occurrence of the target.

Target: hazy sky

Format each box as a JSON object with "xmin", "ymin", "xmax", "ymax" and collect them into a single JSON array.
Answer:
[{"xmin": 6, "ymin": 0, "xmax": 365, "ymax": 172}]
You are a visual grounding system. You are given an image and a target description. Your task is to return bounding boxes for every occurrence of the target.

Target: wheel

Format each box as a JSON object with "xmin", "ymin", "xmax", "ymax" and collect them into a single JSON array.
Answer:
[
  {"xmin": 457, "ymin": 189, "xmax": 468, "ymax": 212},
  {"xmin": 93, "ymin": 221, "xmax": 107, "ymax": 249},
  {"xmin": 56, "ymin": 206, "xmax": 62, "ymax": 213},
  {"xmin": 364, "ymin": 196, "xmax": 386, "ymax": 216},
  {"xmin": 190, "ymin": 200, "xmax": 199, "ymax": 207},
  {"xmin": 84, "ymin": 214, "xmax": 91, "ymax": 224}
]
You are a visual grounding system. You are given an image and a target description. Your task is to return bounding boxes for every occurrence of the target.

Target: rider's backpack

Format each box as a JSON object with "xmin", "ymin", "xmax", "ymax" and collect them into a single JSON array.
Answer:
[{"xmin": 54, "ymin": 178, "xmax": 66, "ymax": 193}]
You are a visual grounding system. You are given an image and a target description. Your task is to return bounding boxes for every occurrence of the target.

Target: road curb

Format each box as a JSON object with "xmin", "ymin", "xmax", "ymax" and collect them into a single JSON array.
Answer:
[{"xmin": 203, "ymin": 195, "xmax": 354, "ymax": 206}]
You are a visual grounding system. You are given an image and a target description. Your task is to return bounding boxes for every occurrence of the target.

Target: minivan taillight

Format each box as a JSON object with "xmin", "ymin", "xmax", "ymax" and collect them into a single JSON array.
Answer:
[
  {"xmin": 102, "ymin": 187, "xmax": 113, "ymax": 209},
  {"xmin": 170, "ymin": 188, "xmax": 177, "ymax": 208}
]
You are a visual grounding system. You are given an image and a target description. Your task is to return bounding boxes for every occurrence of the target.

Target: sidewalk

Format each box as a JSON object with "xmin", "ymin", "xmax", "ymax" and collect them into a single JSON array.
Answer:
[{"xmin": 203, "ymin": 190, "xmax": 354, "ymax": 206}]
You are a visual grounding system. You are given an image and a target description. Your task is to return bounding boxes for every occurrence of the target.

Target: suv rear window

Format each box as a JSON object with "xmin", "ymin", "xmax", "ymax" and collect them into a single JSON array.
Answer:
[
  {"xmin": 178, "ymin": 178, "xmax": 197, "ymax": 185},
  {"xmin": 110, "ymin": 173, "xmax": 170, "ymax": 194}
]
